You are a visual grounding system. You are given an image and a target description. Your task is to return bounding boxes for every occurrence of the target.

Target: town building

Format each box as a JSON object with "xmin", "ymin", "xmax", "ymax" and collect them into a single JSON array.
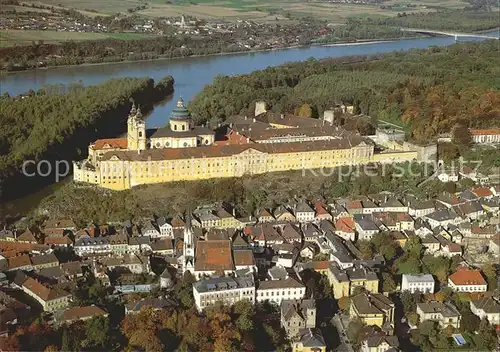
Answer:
[
  {"xmin": 291, "ymin": 328, "xmax": 326, "ymax": 352},
  {"xmin": 416, "ymin": 301, "xmax": 461, "ymax": 328},
  {"xmin": 361, "ymin": 335, "xmax": 399, "ymax": 352},
  {"xmin": 256, "ymin": 277, "xmax": 306, "ymax": 306},
  {"xmin": 21, "ymin": 277, "xmax": 71, "ymax": 312},
  {"xmin": 57, "ymin": 305, "xmax": 108, "ymax": 324},
  {"xmin": 448, "ymin": 266, "xmax": 487, "ymax": 292},
  {"xmin": 73, "ymin": 101, "xmax": 418, "ymax": 190},
  {"xmin": 401, "ymin": 274, "xmax": 435, "ymax": 294},
  {"xmin": 326, "ymin": 264, "xmax": 379, "ymax": 299},
  {"xmin": 349, "ymin": 293, "xmax": 395, "ymax": 328},
  {"xmin": 193, "ymin": 275, "xmax": 255, "ymax": 311},
  {"xmin": 281, "ymin": 299, "xmax": 316, "ymax": 337},
  {"xmin": 469, "ymin": 129, "xmax": 500, "ymax": 144},
  {"xmin": 469, "ymin": 297, "xmax": 500, "ymax": 325}
]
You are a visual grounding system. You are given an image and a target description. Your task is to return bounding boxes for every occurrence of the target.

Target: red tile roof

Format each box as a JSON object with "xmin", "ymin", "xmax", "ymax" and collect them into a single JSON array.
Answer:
[
  {"xmin": 92, "ymin": 138, "xmax": 128, "ymax": 150},
  {"xmin": 233, "ymin": 250, "xmax": 255, "ymax": 266},
  {"xmin": 44, "ymin": 236, "xmax": 73, "ymax": 245},
  {"xmin": 7, "ymin": 254, "xmax": 31, "ymax": 269},
  {"xmin": 195, "ymin": 240, "xmax": 235, "ymax": 272},
  {"xmin": 61, "ymin": 306, "xmax": 107, "ymax": 321},
  {"xmin": 22, "ymin": 277, "xmax": 70, "ymax": 301},
  {"xmin": 335, "ymin": 217, "xmax": 355, "ymax": 233},
  {"xmin": 470, "ymin": 129, "xmax": 500, "ymax": 135},
  {"xmin": 472, "ymin": 187, "xmax": 493, "ymax": 198},
  {"xmin": 449, "ymin": 267, "xmax": 486, "ymax": 286},
  {"xmin": 215, "ymin": 130, "xmax": 252, "ymax": 146}
]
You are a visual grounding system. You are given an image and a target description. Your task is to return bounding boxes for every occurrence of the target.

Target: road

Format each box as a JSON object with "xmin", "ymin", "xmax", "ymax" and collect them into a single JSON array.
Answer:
[{"xmin": 331, "ymin": 314, "xmax": 354, "ymax": 352}]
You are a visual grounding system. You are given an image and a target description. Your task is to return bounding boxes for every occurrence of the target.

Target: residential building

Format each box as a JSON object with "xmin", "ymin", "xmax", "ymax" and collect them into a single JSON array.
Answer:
[
  {"xmin": 295, "ymin": 201, "xmax": 315, "ymax": 223},
  {"xmin": 31, "ymin": 253, "xmax": 59, "ymax": 271},
  {"xmin": 125, "ymin": 298, "xmax": 176, "ymax": 314},
  {"xmin": 157, "ymin": 217, "xmax": 174, "ymax": 238},
  {"xmin": 281, "ymin": 299, "xmax": 316, "ymax": 337},
  {"xmin": 256, "ymin": 277, "xmax": 306, "ymax": 306},
  {"xmin": 57, "ymin": 305, "xmax": 108, "ymax": 324},
  {"xmin": 401, "ymin": 274, "xmax": 435, "ymax": 293},
  {"xmin": 469, "ymin": 129, "xmax": 500, "ymax": 144},
  {"xmin": 355, "ymin": 218, "xmax": 380, "ymax": 241},
  {"xmin": 194, "ymin": 240, "xmax": 235, "ymax": 279},
  {"xmin": 193, "ymin": 275, "xmax": 255, "ymax": 311},
  {"xmin": 21, "ymin": 277, "xmax": 71, "ymax": 312},
  {"xmin": 326, "ymin": 264, "xmax": 379, "ymax": 299},
  {"xmin": 448, "ymin": 266, "xmax": 487, "ymax": 292},
  {"xmin": 470, "ymin": 297, "xmax": 500, "ymax": 325},
  {"xmin": 291, "ymin": 328, "xmax": 326, "ymax": 352},
  {"xmin": 361, "ymin": 335, "xmax": 399, "ymax": 352},
  {"xmin": 416, "ymin": 301, "xmax": 461, "ymax": 328},
  {"xmin": 335, "ymin": 217, "xmax": 356, "ymax": 241},
  {"xmin": 349, "ymin": 293, "xmax": 395, "ymax": 328}
]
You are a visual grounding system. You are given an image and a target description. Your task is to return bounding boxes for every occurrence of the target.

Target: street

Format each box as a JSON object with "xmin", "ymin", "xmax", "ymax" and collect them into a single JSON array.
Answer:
[{"xmin": 330, "ymin": 314, "xmax": 354, "ymax": 352}]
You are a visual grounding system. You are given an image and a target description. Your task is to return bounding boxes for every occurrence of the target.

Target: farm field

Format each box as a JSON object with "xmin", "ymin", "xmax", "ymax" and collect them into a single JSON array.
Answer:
[
  {"xmin": 0, "ymin": 30, "xmax": 155, "ymax": 46},
  {"xmin": 30, "ymin": 0, "xmax": 464, "ymax": 22}
]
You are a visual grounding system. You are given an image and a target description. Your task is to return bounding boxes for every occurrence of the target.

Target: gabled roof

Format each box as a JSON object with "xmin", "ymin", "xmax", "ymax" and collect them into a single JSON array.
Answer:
[
  {"xmin": 31, "ymin": 253, "xmax": 59, "ymax": 266},
  {"xmin": 17, "ymin": 229, "xmax": 37, "ymax": 243},
  {"xmin": 195, "ymin": 240, "xmax": 235, "ymax": 272},
  {"xmin": 233, "ymin": 250, "xmax": 255, "ymax": 267},
  {"xmin": 281, "ymin": 224, "xmax": 302, "ymax": 241},
  {"xmin": 295, "ymin": 201, "xmax": 314, "ymax": 213},
  {"xmin": 297, "ymin": 328, "xmax": 326, "ymax": 348},
  {"xmin": 335, "ymin": 217, "xmax": 355, "ymax": 233},
  {"xmin": 8, "ymin": 254, "xmax": 31, "ymax": 270},
  {"xmin": 61, "ymin": 306, "xmax": 107, "ymax": 322},
  {"xmin": 449, "ymin": 267, "xmax": 487, "ymax": 286},
  {"xmin": 91, "ymin": 138, "xmax": 127, "ymax": 150},
  {"xmin": 22, "ymin": 277, "xmax": 70, "ymax": 301}
]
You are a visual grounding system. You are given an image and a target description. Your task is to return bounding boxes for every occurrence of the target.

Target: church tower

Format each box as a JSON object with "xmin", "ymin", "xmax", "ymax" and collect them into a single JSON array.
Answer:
[
  {"xmin": 183, "ymin": 211, "xmax": 195, "ymax": 275},
  {"xmin": 169, "ymin": 97, "xmax": 192, "ymax": 133},
  {"xmin": 127, "ymin": 103, "xmax": 146, "ymax": 151}
]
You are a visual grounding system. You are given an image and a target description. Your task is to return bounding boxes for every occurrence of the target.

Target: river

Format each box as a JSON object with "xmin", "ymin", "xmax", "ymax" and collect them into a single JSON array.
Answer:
[
  {"xmin": 1, "ymin": 30, "xmax": 498, "ymax": 129},
  {"xmin": 1, "ymin": 31, "xmax": 498, "ymax": 217}
]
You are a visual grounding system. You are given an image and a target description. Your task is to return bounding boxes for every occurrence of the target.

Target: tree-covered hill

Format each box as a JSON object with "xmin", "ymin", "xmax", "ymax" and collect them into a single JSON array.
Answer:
[
  {"xmin": 189, "ymin": 40, "xmax": 500, "ymax": 141},
  {"xmin": 0, "ymin": 75, "xmax": 174, "ymax": 201}
]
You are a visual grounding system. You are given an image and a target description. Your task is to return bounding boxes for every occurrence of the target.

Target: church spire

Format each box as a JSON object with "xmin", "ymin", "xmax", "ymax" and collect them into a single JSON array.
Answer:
[
  {"xmin": 136, "ymin": 105, "xmax": 143, "ymax": 119},
  {"xmin": 129, "ymin": 102, "xmax": 137, "ymax": 116}
]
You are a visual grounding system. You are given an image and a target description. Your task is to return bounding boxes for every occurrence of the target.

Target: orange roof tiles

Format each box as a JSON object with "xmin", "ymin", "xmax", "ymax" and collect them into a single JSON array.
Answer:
[
  {"xmin": 336, "ymin": 217, "xmax": 355, "ymax": 233},
  {"xmin": 470, "ymin": 129, "xmax": 500, "ymax": 135},
  {"xmin": 233, "ymin": 250, "xmax": 255, "ymax": 266},
  {"xmin": 92, "ymin": 138, "xmax": 128, "ymax": 150},
  {"xmin": 472, "ymin": 187, "xmax": 493, "ymax": 198},
  {"xmin": 44, "ymin": 237, "xmax": 73, "ymax": 245},
  {"xmin": 62, "ymin": 306, "xmax": 107, "ymax": 321},
  {"xmin": 7, "ymin": 254, "xmax": 31, "ymax": 269},
  {"xmin": 195, "ymin": 240, "xmax": 234, "ymax": 271},
  {"xmin": 449, "ymin": 267, "xmax": 486, "ymax": 286}
]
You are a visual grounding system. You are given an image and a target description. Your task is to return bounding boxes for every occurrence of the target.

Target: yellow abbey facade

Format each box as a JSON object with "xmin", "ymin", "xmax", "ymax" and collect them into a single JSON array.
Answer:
[{"xmin": 73, "ymin": 99, "xmax": 417, "ymax": 190}]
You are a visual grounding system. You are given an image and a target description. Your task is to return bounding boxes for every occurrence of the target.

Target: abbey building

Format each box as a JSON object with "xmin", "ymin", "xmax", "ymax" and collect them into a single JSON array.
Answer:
[{"xmin": 73, "ymin": 99, "xmax": 417, "ymax": 190}]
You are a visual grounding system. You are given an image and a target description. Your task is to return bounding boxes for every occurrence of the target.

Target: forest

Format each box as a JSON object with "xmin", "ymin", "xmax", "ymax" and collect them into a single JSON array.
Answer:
[
  {"xmin": 189, "ymin": 40, "xmax": 500, "ymax": 143},
  {"xmin": 0, "ymin": 75, "xmax": 174, "ymax": 201}
]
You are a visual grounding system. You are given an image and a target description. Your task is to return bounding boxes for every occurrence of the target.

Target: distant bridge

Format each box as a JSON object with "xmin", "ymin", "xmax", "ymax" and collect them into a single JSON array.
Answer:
[{"xmin": 401, "ymin": 28, "xmax": 499, "ymax": 40}]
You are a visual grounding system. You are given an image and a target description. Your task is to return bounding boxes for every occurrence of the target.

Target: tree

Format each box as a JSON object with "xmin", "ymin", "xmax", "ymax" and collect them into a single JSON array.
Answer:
[
  {"xmin": 407, "ymin": 311, "xmax": 419, "ymax": 326},
  {"xmin": 382, "ymin": 272, "xmax": 397, "ymax": 292},
  {"xmin": 460, "ymin": 306, "xmax": 480, "ymax": 333},
  {"xmin": 400, "ymin": 291, "xmax": 421, "ymax": 314},
  {"xmin": 357, "ymin": 240, "xmax": 374, "ymax": 260},
  {"xmin": 83, "ymin": 316, "xmax": 109, "ymax": 348},
  {"xmin": 61, "ymin": 325, "xmax": 70, "ymax": 351},
  {"xmin": 480, "ymin": 263, "xmax": 497, "ymax": 290},
  {"xmin": 296, "ymin": 103, "xmax": 313, "ymax": 118},
  {"xmin": 452, "ymin": 124, "xmax": 472, "ymax": 147},
  {"xmin": 337, "ymin": 297, "xmax": 351, "ymax": 312},
  {"xmin": 396, "ymin": 256, "xmax": 421, "ymax": 275},
  {"xmin": 404, "ymin": 236, "xmax": 423, "ymax": 259},
  {"xmin": 346, "ymin": 318, "xmax": 363, "ymax": 344}
]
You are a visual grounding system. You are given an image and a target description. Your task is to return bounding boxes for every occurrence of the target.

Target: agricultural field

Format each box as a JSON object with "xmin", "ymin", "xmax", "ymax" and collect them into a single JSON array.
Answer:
[
  {"xmin": 0, "ymin": 30, "xmax": 155, "ymax": 46},
  {"xmin": 31, "ymin": 0, "xmax": 468, "ymax": 23}
]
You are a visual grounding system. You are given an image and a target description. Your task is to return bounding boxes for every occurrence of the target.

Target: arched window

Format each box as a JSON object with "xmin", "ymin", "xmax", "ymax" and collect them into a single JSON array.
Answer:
[
  {"xmin": 139, "ymin": 131, "xmax": 143, "ymax": 137},
  {"xmin": 165, "ymin": 142, "xmax": 170, "ymax": 147},
  {"xmin": 182, "ymin": 125, "xmax": 185, "ymax": 131},
  {"xmin": 174, "ymin": 125, "xmax": 177, "ymax": 131},
  {"xmin": 156, "ymin": 142, "xmax": 161, "ymax": 148},
  {"xmin": 184, "ymin": 142, "xmax": 188, "ymax": 147}
]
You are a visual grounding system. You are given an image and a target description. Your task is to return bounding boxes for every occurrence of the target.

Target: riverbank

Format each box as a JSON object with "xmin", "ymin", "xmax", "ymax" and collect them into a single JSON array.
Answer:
[{"xmin": 0, "ymin": 36, "xmax": 425, "ymax": 76}]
